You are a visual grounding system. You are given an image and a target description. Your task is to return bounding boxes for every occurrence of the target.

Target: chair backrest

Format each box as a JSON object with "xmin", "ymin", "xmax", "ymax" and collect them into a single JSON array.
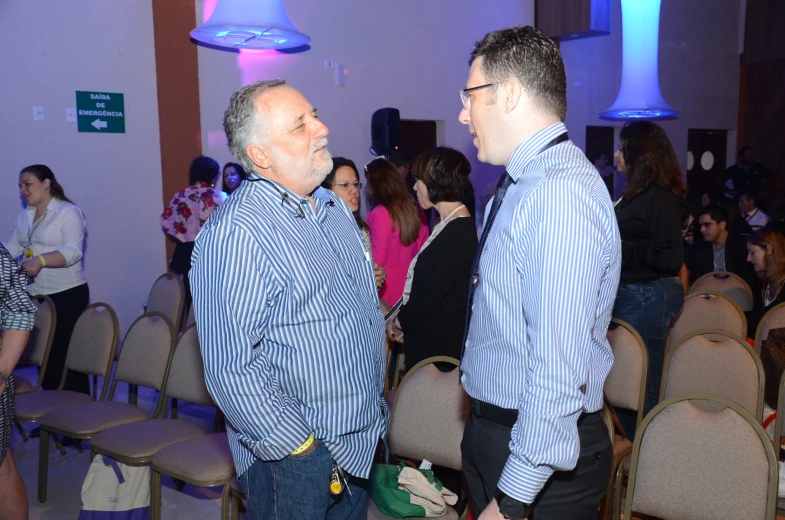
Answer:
[
  {"xmin": 18, "ymin": 295, "xmax": 56, "ymax": 368},
  {"xmin": 164, "ymin": 324, "xmax": 214, "ymax": 408},
  {"xmin": 185, "ymin": 304, "xmax": 196, "ymax": 329},
  {"xmin": 661, "ymin": 330, "xmax": 764, "ymax": 421},
  {"xmin": 387, "ymin": 357, "xmax": 467, "ymax": 471},
  {"xmin": 62, "ymin": 302, "xmax": 119, "ymax": 400},
  {"xmin": 775, "ymin": 371, "xmax": 785, "ymax": 461},
  {"xmin": 111, "ymin": 312, "xmax": 176, "ymax": 415},
  {"xmin": 146, "ymin": 273, "xmax": 185, "ymax": 331},
  {"xmin": 689, "ymin": 271, "xmax": 754, "ymax": 311},
  {"xmin": 667, "ymin": 292, "xmax": 746, "ymax": 354},
  {"xmin": 625, "ymin": 394, "xmax": 777, "ymax": 520},
  {"xmin": 604, "ymin": 318, "xmax": 648, "ymax": 428},
  {"xmin": 755, "ymin": 302, "xmax": 785, "ymax": 354}
]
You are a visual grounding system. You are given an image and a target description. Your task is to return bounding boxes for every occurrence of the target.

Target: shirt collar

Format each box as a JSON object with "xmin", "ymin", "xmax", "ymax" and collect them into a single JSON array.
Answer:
[
  {"xmin": 506, "ymin": 122, "xmax": 568, "ymax": 181},
  {"xmin": 246, "ymin": 171, "xmax": 331, "ymax": 220},
  {"xmin": 27, "ymin": 197, "xmax": 65, "ymax": 216}
]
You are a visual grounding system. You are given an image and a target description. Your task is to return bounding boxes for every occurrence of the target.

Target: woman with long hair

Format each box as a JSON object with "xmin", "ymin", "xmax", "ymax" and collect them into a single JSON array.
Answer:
[
  {"xmin": 6, "ymin": 165, "xmax": 90, "ymax": 396},
  {"xmin": 612, "ymin": 121, "xmax": 688, "ymax": 434},
  {"xmin": 222, "ymin": 162, "xmax": 247, "ymax": 195},
  {"xmin": 365, "ymin": 157, "xmax": 429, "ymax": 305},
  {"xmin": 745, "ymin": 227, "xmax": 785, "ymax": 334},
  {"xmin": 321, "ymin": 157, "xmax": 386, "ymax": 289}
]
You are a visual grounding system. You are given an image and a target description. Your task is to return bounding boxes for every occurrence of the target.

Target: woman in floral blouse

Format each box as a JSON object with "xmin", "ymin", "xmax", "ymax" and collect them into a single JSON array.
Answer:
[{"xmin": 161, "ymin": 156, "xmax": 226, "ymax": 298}]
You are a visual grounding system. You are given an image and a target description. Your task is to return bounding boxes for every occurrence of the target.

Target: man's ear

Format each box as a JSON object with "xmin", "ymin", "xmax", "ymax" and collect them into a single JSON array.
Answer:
[
  {"xmin": 503, "ymin": 79, "xmax": 524, "ymax": 114},
  {"xmin": 247, "ymin": 144, "xmax": 272, "ymax": 170}
]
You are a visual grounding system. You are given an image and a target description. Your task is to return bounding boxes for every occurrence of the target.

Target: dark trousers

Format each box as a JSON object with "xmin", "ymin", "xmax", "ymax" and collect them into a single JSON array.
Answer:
[
  {"xmin": 41, "ymin": 283, "xmax": 90, "ymax": 394},
  {"xmin": 169, "ymin": 241, "xmax": 194, "ymax": 303},
  {"xmin": 612, "ymin": 277, "xmax": 684, "ymax": 438},
  {"xmin": 240, "ymin": 441, "xmax": 368, "ymax": 520},
  {"xmin": 461, "ymin": 401, "xmax": 612, "ymax": 519}
]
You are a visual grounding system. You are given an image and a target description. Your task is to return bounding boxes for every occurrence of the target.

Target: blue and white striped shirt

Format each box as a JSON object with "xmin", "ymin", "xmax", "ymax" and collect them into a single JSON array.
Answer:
[
  {"xmin": 461, "ymin": 122, "xmax": 621, "ymax": 503},
  {"xmin": 190, "ymin": 173, "xmax": 388, "ymax": 479}
]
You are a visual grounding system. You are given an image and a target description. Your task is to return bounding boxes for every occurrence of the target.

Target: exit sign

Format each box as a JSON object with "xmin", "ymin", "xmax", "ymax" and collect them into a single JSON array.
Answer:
[{"xmin": 76, "ymin": 91, "xmax": 125, "ymax": 133}]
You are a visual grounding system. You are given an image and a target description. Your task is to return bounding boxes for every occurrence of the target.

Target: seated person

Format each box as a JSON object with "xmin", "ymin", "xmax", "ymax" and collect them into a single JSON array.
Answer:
[
  {"xmin": 739, "ymin": 192, "xmax": 770, "ymax": 232},
  {"xmin": 745, "ymin": 227, "xmax": 785, "ymax": 336},
  {"xmin": 687, "ymin": 204, "xmax": 757, "ymax": 292}
]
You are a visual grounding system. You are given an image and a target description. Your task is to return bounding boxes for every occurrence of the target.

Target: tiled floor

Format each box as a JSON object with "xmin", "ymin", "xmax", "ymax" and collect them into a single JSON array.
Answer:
[{"xmin": 12, "ymin": 367, "xmax": 228, "ymax": 519}]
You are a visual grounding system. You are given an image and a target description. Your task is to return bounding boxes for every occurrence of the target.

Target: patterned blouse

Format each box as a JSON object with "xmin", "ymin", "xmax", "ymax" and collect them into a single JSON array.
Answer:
[
  {"xmin": 0, "ymin": 243, "xmax": 36, "ymax": 349},
  {"xmin": 161, "ymin": 182, "xmax": 227, "ymax": 243}
]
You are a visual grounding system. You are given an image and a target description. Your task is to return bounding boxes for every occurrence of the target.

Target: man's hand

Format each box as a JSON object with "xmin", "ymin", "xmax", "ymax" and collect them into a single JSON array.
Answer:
[
  {"xmin": 22, "ymin": 256, "xmax": 43, "ymax": 278},
  {"xmin": 374, "ymin": 262, "xmax": 387, "ymax": 289},
  {"xmin": 385, "ymin": 317, "xmax": 404, "ymax": 343}
]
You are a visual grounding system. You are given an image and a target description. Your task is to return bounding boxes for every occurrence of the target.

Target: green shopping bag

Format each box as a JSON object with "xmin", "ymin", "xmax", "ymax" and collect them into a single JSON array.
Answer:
[{"xmin": 369, "ymin": 462, "xmax": 446, "ymax": 518}]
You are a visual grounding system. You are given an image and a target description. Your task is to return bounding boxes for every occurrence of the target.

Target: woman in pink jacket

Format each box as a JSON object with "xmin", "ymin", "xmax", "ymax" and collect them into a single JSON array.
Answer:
[{"xmin": 365, "ymin": 158, "xmax": 429, "ymax": 305}]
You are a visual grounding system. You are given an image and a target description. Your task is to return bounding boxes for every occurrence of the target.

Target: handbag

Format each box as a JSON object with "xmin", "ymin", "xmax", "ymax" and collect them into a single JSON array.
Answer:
[
  {"xmin": 78, "ymin": 454, "xmax": 150, "ymax": 520},
  {"xmin": 760, "ymin": 327, "xmax": 785, "ymax": 408},
  {"xmin": 369, "ymin": 462, "xmax": 457, "ymax": 518}
]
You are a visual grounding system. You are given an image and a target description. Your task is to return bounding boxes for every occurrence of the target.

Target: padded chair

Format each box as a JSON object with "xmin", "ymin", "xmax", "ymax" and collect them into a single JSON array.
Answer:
[
  {"xmin": 14, "ymin": 295, "xmax": 57, "ymax": 395},
  {"xmin": 689, "ymin": 271, "xmax": 755, "ymax": 311},
  {"xmin": 15, "ymin": 302, "xmax": 118, "ymax": 442},
  {"xmin": 660, "ymin": 330, "xmax": 764, "ymax": 421},
  {"xmin": 146, "ymin": 273, "xmax": 186, "ymax": 332},
  {"xmin": 368, "ymin": 356, "xmax": 467, "ymax": 520},
  {"xmin": 601, "ymin": 318, "xmax": 648, "ymax": 520},
  {"xmin": 772, "ymin": 372, "xmax": 785, "ymax": 514},
  {"xmin": 755, "ymin": 301, "xmax": 785, "ymax": 354},
  {"xmin": 89, "ymin": 325, "xmax": 213, "ymax": 469},
  {"xmin": 619, "ymin": 393, "xmax": 777, "ymax": 520},
  {"xmin": 666, "ymin": 292, "xmax": 746, "ymax": 355},
  {"xmin": 36, "ymin": 312, "xmax": 176, "ymax": 503},
  {"xmin": 151, "ymin": 433, "xmax": 235, "ymax": 520},
  {"xmin": 12, "ymin": 295, "xmax": 57, "ymax": 440}
]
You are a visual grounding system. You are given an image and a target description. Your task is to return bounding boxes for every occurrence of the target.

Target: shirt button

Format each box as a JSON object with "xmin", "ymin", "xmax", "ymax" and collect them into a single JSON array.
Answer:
[{"xmin": 460, "ymin": 374, "xmax": 466, "ymax": 383}]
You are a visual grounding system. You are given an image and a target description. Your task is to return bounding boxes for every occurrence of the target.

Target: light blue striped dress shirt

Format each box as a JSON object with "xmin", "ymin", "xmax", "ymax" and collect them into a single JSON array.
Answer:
[
  {"xmin": 190, "ymin": 173, "xmax": 388, "ymax": 479},
  {"xmin": 461, "ymin": 122, "xmax": 621, "ymax": 503}
]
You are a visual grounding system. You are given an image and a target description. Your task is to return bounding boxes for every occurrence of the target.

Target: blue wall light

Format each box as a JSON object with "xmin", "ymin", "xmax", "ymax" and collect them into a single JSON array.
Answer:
[
  {"xmin": 600, "ymin": 0, "xmax": 677, "ymax": 120},
  {"xmin": 191, "ymin": 0, "xmax": 309, "ymax": 51}
]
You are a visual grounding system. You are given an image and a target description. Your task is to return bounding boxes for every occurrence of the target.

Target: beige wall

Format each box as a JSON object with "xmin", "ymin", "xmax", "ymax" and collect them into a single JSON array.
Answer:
[{"xmin": 0, "ymin": 1, "xmax": 166, "ymax": 331}]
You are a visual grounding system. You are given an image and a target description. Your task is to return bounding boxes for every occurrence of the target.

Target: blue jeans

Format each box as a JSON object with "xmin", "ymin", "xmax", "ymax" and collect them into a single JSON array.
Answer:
[
  {"xmin": 612, "ymin": 277, "xmax": 684, "ymax": 438},
  {"xmin": 240, "ymin": 441, "xmax": 369, "ymax": 520}
]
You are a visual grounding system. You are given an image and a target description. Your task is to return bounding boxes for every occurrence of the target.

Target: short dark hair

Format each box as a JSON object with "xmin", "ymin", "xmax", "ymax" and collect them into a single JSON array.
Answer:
[
  {"xmin": 411, "ymin": 147, "xmax": 473, "ymax": 205},
  {"xmin": 699, "ymin": 204, "xmax": 729, "ymax": 225},
  {"xmin": 188, "ymin": 155, "xmax": 220, "ymax": 186},
  {"xmin": 469, "ymin": 26, "xmax": 567, "ymax": 121},
  {"xmin": 739, "ymin": 146, "xmax": 752, "ymax": 157},
  {"xmin": 740, "ymin": 192, "xmax": 757, "ymax": 204},
  {"xmin": 321, "ymin": 157, "xmax": 359, "ymax": 189}
]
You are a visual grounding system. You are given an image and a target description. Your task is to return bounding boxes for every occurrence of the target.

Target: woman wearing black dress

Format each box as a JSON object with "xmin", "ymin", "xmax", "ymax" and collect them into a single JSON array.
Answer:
[{"xmin": 386, "ymin": 147, "xmax": 477, "ymax": 370}]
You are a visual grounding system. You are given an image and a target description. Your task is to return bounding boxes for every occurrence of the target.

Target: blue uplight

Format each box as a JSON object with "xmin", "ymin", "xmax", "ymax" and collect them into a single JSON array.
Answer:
[{"xmin": 600, "ymin": 0, "xmax": 678, "ymax": 120}]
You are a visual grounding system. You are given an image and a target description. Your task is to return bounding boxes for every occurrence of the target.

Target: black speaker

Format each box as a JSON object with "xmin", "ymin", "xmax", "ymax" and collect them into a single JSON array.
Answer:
[{"xmin": 371, "ymin": 108, "xmax": 401, "ymax": 156}]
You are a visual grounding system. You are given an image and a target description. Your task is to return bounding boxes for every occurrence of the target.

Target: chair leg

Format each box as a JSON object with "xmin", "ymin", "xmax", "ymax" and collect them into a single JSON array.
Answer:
[
  {"xmin": 129, "ymin": 383, "xmax": 138, "ymax": 405},
  {"xmin": 14, "ymin": 420, "xmax": 28, "ymax": 442},
  {"xmin": 53, "ymin": 435, "xmax": 66, "ymax": 456},
  {"xmin": 150, "ymin": 469, "xmax": 161, "ymax": 520},
  {"xmin": 75, "ymin": 439, "xmax": 83, "ymax": 454},
  {"xmin": 220, "ymin": 482, "xmax": 232, "ymax": 520},
  {"xmin": 174, "ymin": 478, "xmax": 185, "ymax": 491},
  {"xmin": 171, "ymin": 398, "xmax": 178, "ymax": 419},
  {"xmin": 92, "ymin": 375, "xmax": 98, "ymax": 399},
  {"xmin": 38, "ymin": 430, "xmax": 49, "ymax": 503}
]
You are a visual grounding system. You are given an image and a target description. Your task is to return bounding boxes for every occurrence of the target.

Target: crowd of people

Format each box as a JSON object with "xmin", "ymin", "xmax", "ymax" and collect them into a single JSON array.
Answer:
[{"xmin": 1, "ymin": 24, "xmax": 784, "ymax": 520}]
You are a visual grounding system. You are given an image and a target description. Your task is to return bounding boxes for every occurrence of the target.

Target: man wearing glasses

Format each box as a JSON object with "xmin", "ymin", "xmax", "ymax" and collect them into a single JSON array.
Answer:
[
  {"xmin": 190, "ymin": 80, "xmax": 387, "ymax": 520},
  {"xmin": 458, "ymin": 27, "xmax": 621, "ymax": 520}
]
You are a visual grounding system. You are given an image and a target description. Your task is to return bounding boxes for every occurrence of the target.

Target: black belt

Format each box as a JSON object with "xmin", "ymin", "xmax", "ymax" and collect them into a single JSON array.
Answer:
[{"xmin": 469, "ymin": 397, "xmax": 601, "ymax": 428}]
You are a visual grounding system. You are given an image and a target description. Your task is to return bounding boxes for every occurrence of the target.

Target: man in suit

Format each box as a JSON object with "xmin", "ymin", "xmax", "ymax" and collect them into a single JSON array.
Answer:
[{"xmin": 688, "ymin": 204, "xmax": 756, "ymax": 289}]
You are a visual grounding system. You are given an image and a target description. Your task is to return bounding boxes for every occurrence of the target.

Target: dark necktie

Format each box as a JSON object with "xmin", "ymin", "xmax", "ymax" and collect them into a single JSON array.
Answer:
[{"xmin": 460, "ymin": 132, "xmax": 569, "ymax": 364}]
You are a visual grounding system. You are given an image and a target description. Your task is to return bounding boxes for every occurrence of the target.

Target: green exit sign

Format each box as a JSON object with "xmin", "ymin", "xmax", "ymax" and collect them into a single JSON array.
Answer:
[{"xmin": 76, "ymin": 91, "xmax": 125, "ymax": 133}]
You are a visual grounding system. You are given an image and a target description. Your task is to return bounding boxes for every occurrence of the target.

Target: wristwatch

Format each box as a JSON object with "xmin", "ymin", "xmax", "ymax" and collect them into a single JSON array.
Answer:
[{"xmin": 494, "ymin": 488, "xmax": 532, "ymax": 520}]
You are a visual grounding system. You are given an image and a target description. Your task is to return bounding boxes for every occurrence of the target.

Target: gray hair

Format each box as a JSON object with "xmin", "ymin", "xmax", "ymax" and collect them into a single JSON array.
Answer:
[{"xmin": 223, "ymin": 79, "xmax": 289, "ymax": 172}]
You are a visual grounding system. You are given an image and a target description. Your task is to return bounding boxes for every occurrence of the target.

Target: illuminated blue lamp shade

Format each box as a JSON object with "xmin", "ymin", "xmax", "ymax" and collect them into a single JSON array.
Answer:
[
  {"xmin": 600, "ymin": 0, "xmax": 677, "ymax": 120},
  {"xmin": 190, "ymin": 0, "xmax": 309, "ymax": 50}
]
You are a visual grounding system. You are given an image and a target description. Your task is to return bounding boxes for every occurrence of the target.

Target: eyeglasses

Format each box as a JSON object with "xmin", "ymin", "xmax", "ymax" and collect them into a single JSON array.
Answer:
[
  {"xmin": 334, "ymin": 182, "xmax": 362, "ymax": 190},
  {"xmin": 459, "ymin": 83, "xmax": 496, "ymax": 109}
]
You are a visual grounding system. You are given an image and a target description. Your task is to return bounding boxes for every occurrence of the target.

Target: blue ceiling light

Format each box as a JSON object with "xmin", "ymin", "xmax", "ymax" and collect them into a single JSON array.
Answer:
[
  {"xmin": 600, "ymin": 0, "xmax": 677, "ymax": 120},
  {"xmin": 190, "ymin": 0, "xmax": 310, "ymax": 51}
]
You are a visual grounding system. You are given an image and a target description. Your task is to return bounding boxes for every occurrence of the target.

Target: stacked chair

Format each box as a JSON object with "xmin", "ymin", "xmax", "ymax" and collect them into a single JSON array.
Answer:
[{"xmin": 689, "ymin": 271, "xmax": 755, "ymax": 311}]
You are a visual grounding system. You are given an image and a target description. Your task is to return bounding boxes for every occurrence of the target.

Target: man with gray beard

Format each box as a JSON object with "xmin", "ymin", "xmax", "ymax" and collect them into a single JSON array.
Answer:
[{"xmin": 190, "ymin": 80, "xmax": 388, "ymax": 520}]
